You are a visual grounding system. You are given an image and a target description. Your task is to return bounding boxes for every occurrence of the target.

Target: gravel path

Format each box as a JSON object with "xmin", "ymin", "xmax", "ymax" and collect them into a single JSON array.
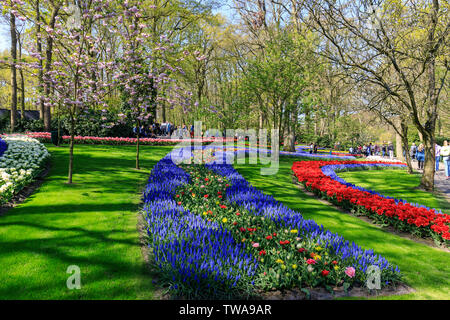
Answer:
[{"xmin": 410, "ymin": 159, "xmax": 450, "ymax": 201}]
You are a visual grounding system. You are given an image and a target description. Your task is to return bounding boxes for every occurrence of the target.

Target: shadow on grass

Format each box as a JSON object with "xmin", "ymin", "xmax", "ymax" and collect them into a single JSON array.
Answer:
[{"xmin": 0, "ymin": 144, "xmax": 172, "ymax": 299}]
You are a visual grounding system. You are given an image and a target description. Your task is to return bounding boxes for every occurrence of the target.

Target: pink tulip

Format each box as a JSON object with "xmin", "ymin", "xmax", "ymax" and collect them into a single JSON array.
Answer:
[{"xmin": 345, "ymin": 267, "xmax": 356, "ymax": 278}]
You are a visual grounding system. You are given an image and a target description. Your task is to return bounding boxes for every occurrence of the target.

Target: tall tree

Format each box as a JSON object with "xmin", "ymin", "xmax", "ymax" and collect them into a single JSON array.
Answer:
[
  {"xmin": 9, "ymin": 7, "xmax": 17, "ymax": 132},
  {"xmin": 304, "ymin": 0, "xmax": 449, "ymax": 190}
]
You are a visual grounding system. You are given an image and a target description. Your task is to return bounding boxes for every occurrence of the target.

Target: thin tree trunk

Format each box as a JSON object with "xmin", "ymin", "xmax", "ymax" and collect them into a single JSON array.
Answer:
[
  {"xmin": 400, "ymin": 120, "xmax": 413, "ymax": 174},
  {"xmin": 57, "ymin": 104, "xmax": 61, "ymax": 146},
  {"xmin": 18, "ymin": 38, "xmax": 25, "ymax": 119},
  {"xmin": 10, "ymin": 13, "xmax": 17, "ymax": 133},
  {"xmin": 43, "ymin": 6, "xmax": 60, "ymax": 131},
  {"xmin": 419, "ymin": 0, "xmax": 439, "ymax": 191},
  {"xmin": 68, "ymin": 111, "xmax": 75, "ymax": 184},
  {"xmin": 36, "ymin": 0, "xmax": 45, "ymax": 121},
  {"xmin": 421, "ymin": 133, "xmax": 436, "ymax": 191},
  {"xmin": 136, "ymin": 120, "xmax": 140, "ymax": 170}
]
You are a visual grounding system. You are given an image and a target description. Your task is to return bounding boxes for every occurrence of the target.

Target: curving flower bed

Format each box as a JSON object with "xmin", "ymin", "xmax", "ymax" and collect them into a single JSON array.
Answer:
[
  {"xmin": 25, "ymin": 132, "xmax": 233, "ymax": 146},
  {"xmin": 292, "ymin": 160, "xmax": 450, "ymax": 245},
  {"xmin": 143, "ymin": 149, "xmax": 401, "ymax": 298},
  {"xmin": 0, "ymin": 135, "xmax": 50, "ymax": 205}
]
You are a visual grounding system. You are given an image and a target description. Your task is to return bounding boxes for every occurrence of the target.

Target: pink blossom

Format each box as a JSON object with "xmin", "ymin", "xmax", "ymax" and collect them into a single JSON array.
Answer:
[{"xmin": 345, "ymin": 267, "xmax": 356, "ymax": 278}]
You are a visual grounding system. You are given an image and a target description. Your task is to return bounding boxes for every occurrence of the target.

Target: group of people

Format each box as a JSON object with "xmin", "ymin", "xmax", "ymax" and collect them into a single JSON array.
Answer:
[
  {"xmin": 133, "ymin": 123, "xmax": 226, "ymax": 139},
  {"xmin": 309, "ymin": 143, "xmax": 319, "ymax": 154},
  {"xmin": 410, "ymin": 141, "xmax": 450, "ymax": 179},
  {"xmin": 349, "ymin": 142, "xmax": 395, "ymax": 159},
  {"xmin": 133, "ymin": 123, "xmax": 196, "ymax": 139}
]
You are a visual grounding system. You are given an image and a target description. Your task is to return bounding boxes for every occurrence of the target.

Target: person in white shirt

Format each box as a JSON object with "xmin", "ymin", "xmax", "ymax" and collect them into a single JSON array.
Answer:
[
  {"xmin": 435, "ymin": 143, "xmax": 442, "ymax": 171},
  {"xmin": 441, "ymin": 141, "xmax": 450, "ymax": 179}
]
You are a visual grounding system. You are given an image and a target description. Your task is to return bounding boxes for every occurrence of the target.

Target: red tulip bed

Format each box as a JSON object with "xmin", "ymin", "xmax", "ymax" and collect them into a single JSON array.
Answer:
[
  {"xmin": 291, "ymin": 160, "xmax": 450, "ymax": 246},
  {"xmin": 24, "ymin": 132, "xmax": 233, "ymax": 146}
]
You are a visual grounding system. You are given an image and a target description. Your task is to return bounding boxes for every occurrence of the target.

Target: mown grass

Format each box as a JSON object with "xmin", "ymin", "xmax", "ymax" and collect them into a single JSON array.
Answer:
[
  {"xmin": 0, "ymin": 144, "xmax": 172, "ymax": 299},
  {"xmin": 2, "ymin": 145, "xmax": 449, "ymax": 300},
  {"xmin": 233, "ymin": 156, "xmax": 450, "ymax": 300}
]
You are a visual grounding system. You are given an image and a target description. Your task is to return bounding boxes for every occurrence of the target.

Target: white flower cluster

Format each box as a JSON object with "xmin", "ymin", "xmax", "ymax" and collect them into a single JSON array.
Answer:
[
  {"xmin": 0, "ymin": 135, "xmax": 50, "ymax": 204},
  {"xmin": 366, "ymin": 155, "xmax": 404, "ymax": 163}
]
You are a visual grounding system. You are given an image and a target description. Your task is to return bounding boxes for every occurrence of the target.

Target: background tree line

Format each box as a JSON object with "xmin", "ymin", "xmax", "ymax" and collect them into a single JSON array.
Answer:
[{"xmin": 0, "ymin": 0, "xmax": 448, "ymax": 189}]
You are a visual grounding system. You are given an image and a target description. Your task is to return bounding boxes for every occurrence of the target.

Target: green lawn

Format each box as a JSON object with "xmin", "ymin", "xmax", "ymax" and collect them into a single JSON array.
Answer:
[
  {"xmin": 1, "ymin": 146, "xmax": 449, "ymax": 300},
  {"xmin": 234, "ymin": 156, "xmax": 450, "ymax": 300},
  {"xmin": 0, "ymin": 144, "xmax": 172, "ymax": 299},
  {"xmin": 337, "ymin": 169, "xmax": 450, "ymax": 215}
]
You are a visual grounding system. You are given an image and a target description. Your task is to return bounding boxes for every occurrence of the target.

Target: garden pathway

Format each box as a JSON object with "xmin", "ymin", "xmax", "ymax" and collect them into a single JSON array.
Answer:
[{"xmin": 410, "ymin": 159, "xmax": 450, "ymax": 200}]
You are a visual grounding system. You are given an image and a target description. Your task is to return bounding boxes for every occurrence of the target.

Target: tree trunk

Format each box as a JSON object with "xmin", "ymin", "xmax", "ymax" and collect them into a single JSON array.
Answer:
[
  {"xmin": 68, "ymin": 112, "xmax": 75, "ymax": 184},
  {"xmin": 395, "ymin": 124, "xmax": 403, "ymax": 161},
  {"xmin": 18, "ymin": 39, "xmax": 25, "ymax": 119},
  {"xmin": 57, "ymin": 104, "xmax": 61, "ymax": 146},
  {"xmin": 136, "ymin": 120, "xmax": 140, "ymax": 170},
  {"xmin": 421, "ymin": 132, "xmax": 435, "ymax": 191},
  {"xmin": 36, "ymin": 0, "xmax": 45, "ymax": 121},
  {"xmin": 10, "ymin": 13, "xmax": 17, "ymax": 133},
  {"xmin": 419, "ymin": 0, "xmax": 439, "ymax": 191},
  {"xmin": 400, "ymin": 120, "xmax": 413, "ymax": 174},
  {"xmin": 43, "ymin": 6, "xmax": 60, "ymax": 132}
]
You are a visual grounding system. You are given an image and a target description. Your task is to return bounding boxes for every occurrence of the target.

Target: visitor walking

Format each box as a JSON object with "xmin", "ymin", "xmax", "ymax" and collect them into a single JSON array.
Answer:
[
  {"xmin": 441, "ymin": 140, "xmax": 450, "ymax": 179},
  {"xmin": 388, "ymin": 142, "xmax": 394, "ymax": 160},
  {"xmin": 410, "ymin": 143, "xmax": 417, "ymax": 161},
  {"xmin": 416, "ymin": 144, "xmax": 425, "ymax": 170},
  {"xmin": 367, "ymin": 143, "xmax": 372, "ymax": 157},
  {"xmin": 435, "ymin": 143, "xmax": 441, "ymax": 171},
  {"xmin": 382, "ymin": 143, "xmax": 387, "ymax": 157}
]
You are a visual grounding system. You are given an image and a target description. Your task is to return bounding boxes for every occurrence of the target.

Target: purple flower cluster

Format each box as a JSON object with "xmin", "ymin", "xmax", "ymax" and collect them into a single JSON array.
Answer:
[
  {"xmin": 142, "ymin": 155, "xmax": 258, "ymax": 294},
  {"xmin": 205, "ymin": 156, "xmax": 400, "ymax": 277},
  {"xmin": 142, "ymin": 148, "xmax": 401, "ymax": 294},
  {"xmin": 0, "ymin": 138, "xmax": 7, "ymax": 157},
  {"xmin": 321, "ymin": 163, "xmax": 444, "ymax": 214}
]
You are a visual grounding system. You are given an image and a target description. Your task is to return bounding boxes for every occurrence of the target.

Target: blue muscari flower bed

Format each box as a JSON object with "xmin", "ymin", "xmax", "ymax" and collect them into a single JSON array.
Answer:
[
  {"xmin": 321, "ymin": 163, "xmax": 444, "ymax": 215},
  {"xmin": 206, "ymin": 156, "xmax": 400, "ymax": 274},
  {"xmin": 143, "ymin": 154, "xmax": 258, "ymax": 297},
  {"xmin": 142, "ymin": 147, "xmax": 401, "ymax": 296},
  {"xmin": 0, "ymin": 138, "xmax": 8, "ymax": 157}
]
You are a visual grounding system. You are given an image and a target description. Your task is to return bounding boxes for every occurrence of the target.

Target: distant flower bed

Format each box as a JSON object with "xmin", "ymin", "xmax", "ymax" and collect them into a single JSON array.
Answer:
[
  {"xmin": 0, "ymin": 138, "xmax": 7, "ymax": 157},
  {"xmin": 292, "ymin": 160, "xmax": 450, "ymax": 245},
  {"xmin": 25, "ymin": 132, "xmax": 233, "ymax": 146},
  {"xmin": 143, "ymin": 149, "xmax": 401, "ymax": 298},
  {"xmin": 0, "ymin": 135, "xmax": 50, "ymax": 204}
]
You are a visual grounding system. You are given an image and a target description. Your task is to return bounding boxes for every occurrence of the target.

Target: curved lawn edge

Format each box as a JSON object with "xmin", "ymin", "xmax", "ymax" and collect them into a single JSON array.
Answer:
[
  {"xmin": 292, "ymin": 160, "xmax": 450, "ymax": 245},
  {"xmin": 321, "ymin": 163, "xmax": 443, "ymax": 214}
]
